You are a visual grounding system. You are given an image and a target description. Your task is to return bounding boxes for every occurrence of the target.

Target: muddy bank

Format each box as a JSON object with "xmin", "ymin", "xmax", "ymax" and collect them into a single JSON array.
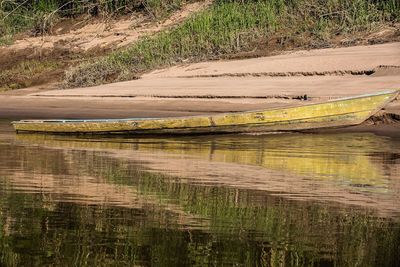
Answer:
[
  {"xmin": 1, "ymin": 95, "xmax": 398, "ymax": 136},
  {"xmin": 1, "ymin": 43, "xmax": 399, "ymax": 134},
  {"xmin": 1, "ymin": 94, "xmax": 399, "ymax": 119},
  {"xmin": 0, "ymin": 96, "xmax": 280, "ymax": 119}
]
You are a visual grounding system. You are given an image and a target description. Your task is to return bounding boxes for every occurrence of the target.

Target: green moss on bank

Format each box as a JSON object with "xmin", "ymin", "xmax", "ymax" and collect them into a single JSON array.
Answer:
[{"xmin": 64, "ymin": 0, "xmax": 400, "ymax": 87}]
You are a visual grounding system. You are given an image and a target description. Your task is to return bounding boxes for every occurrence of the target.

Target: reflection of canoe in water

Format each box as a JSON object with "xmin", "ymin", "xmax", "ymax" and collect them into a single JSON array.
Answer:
[
  {"xmin": 15, "ymin": 132, "xmax": 398, "ymax": 195},
  {"xmin": 12, "ymin": 90, "xmax": 399, "ymax": 134}
]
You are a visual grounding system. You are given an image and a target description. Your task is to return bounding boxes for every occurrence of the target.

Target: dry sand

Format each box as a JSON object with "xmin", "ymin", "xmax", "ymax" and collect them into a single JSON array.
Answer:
[
  {"xmin": 1, "ymin": 43, "xmax": 399, "ymax": 134},
  {"xmin": 144, "ymin": 42, "xmax": 400, "ymax": 78}
]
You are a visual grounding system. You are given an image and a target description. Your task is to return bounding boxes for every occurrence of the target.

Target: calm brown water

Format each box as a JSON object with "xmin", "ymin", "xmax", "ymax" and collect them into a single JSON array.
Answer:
[{"xmin": 0, "ymin": 120, "xmax": 399, "ymax": 266}]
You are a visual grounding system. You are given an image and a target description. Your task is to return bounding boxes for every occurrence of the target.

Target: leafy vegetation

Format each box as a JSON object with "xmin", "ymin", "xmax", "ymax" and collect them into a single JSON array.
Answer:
[
  {"xmin": 0, "ymin": 0, "xmax": 192, "ymax": 89},
  {"xmin": 64, "ymin": 0, "xmax": 400, "ymax": 87},
  {"xmin": 1, "ymin": 0, "xmax": 399, "ymax": 89},
  {"xmin": 0, "ymin": 0, "xmax": 189, "ymax": 42}
]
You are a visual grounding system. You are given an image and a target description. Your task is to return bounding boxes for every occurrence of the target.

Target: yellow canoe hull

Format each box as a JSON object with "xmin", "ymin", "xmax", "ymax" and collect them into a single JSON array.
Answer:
[{"xmin": 12, "ymin": 90, "xmax": 399, "ymax": 134}]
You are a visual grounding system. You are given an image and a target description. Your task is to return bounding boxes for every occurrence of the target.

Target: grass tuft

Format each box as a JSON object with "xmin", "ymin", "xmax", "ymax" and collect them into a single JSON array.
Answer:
[{"xmin": 0, "ymin": 60, "xmax": 60, "ymax": 91}]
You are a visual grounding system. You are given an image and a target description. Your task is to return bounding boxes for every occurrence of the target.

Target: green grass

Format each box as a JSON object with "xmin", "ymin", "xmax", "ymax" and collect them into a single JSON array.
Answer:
[
  {"xmin": 0, "ymin": 60, "xmax": 60, "ymax": 91},
  {"xmin": 0, "ymin": 35, "xmax": 13, "ymax": 46},
  {"xmin": 0, "ymin": 0, "xmax": 188, "ymax": 43},
  {"xmin": 0, "ymin": 0, "xmax": 59, "ymax": 40},
  {"xmin": 1, "ymin": 1, "xmax": 399, "ymax": 88},
  {"xmin": 64, "ymin": 0, "xmax": 400, "ymax": 87}
]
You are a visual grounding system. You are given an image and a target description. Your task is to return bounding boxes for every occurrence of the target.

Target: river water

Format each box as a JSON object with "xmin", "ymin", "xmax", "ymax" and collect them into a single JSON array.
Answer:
[{"xmin": 0, "ymin": 120, "xmax": 399, "ymax": 266}]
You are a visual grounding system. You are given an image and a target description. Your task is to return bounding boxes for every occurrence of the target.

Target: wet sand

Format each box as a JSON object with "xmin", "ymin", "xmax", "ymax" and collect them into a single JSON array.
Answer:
[{"xmin": 1, "ymin": 43, "xmax": 399, "ymax": 134}]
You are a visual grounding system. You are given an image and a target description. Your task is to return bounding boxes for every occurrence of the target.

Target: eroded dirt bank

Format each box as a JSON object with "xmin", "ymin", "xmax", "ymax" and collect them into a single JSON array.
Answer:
[
  {"xmin": 1, "ymin": 42, "xmax": 399, "ymax": 134},
  {"xmin": 0, "ymin": 1, "xmax": 212, "ymax": 90}
]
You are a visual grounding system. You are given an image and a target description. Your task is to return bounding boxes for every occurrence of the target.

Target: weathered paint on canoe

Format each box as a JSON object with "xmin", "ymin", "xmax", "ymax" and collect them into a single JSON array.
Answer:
[{"xmin": 12, "ymin": 90, "xmax": 399, "ymax": 134}]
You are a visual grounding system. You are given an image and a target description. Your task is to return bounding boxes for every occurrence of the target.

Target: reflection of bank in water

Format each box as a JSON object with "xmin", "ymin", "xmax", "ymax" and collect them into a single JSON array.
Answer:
[
  {"xmin": 14, "ymin": 132, "xmax": 400, "ymax": 208},
  {"xmin": 1, "ymin": 138, "xmax": 400, "ymax": 267}
]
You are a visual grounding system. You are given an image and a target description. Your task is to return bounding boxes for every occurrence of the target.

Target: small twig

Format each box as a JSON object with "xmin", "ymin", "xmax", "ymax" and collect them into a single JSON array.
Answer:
[{"xmin": 1, "ymin": 0, "xmax": 30, "ymax": 21}]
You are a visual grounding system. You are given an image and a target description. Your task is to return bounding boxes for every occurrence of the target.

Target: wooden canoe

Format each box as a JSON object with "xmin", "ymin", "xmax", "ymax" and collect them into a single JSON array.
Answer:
[{"xmin": 12, "ymin": 90, "xmax": 399, "ymax": 135}]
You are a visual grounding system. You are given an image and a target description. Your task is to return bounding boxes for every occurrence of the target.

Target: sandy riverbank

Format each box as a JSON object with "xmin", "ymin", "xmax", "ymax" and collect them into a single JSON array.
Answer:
[{"xmin": 1, "ymin": 42, "xmax": 399, "ymax": 133}]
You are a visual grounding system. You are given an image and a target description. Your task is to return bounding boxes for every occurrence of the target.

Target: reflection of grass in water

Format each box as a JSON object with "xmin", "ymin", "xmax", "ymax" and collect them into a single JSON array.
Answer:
[
  {"xmin": 99, "ymin": 160, "xmax": 399, "ymax": 266},
  {"xmin": 0, "ymin": 142, "xmax": 399, "ymax": 266}
]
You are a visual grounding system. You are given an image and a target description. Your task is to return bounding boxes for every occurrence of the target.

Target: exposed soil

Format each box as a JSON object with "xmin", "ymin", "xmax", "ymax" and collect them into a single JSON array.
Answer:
[
  {"xmin": 7, "ymin": 1, "xmax": 210, "ymax": 56},
  {"xmin": 0, "ymin": 9, "xmax": 399, "ymax": 91},
  {"xmin": 0, "ymin": 1, "xmax": 212, "ymax": 89}
]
